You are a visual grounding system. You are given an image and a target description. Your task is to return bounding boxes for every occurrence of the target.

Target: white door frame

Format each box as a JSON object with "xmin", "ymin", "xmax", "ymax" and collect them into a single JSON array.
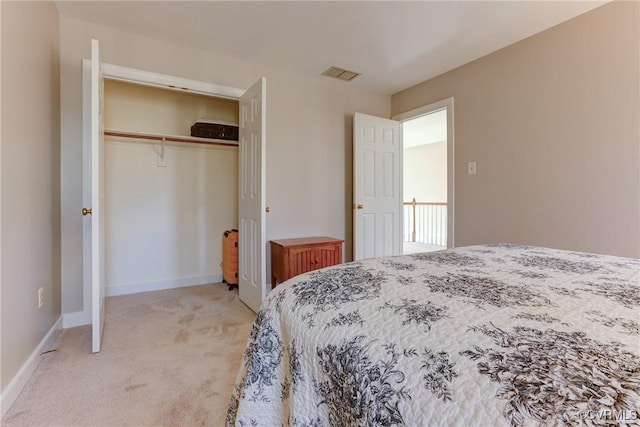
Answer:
[
  {"xmin": 80, "ymin": 62, "xmax": 253, "ymax": 325},
  {"xmin": 392, "ymin": 97, "xmax": 455, "ymax": 248}
]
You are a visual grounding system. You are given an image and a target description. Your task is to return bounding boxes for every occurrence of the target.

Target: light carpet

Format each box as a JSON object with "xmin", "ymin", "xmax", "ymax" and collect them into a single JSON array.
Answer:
[{"xmin": 2, "ymin": 284, "xmax": 256, "ymax": 427}]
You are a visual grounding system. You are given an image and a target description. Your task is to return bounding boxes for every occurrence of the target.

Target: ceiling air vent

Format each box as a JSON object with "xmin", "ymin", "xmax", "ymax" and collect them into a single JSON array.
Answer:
[{"xmin": 322, "ymin": 66, "xmax": 361, "ymax": 82}]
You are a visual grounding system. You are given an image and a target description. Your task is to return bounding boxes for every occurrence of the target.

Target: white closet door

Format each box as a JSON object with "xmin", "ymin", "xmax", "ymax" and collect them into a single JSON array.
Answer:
[
  {"xmin": 238, "ymin": 77, "xmax": 267, "ymax": 313},
  {"xmin": 90, "ymin": 39, "xmax": 106, "ymax": 353},
  {"xmin": 353, "ymin": 112, "xmax": 402, "ymax": 260}
]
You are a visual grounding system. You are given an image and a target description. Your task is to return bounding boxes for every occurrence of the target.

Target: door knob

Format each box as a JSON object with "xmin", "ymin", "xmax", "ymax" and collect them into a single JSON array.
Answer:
[
  {"xmin": 265, "ymin": 207, "xmax": 270, "ymax": 213},
  {"xmin": 82, "ymin": 208, "xmax": 92, "ymax": 216},
  {"xmin": 356, "ymin": 204, "xmax": 364, "ymax": 210}
]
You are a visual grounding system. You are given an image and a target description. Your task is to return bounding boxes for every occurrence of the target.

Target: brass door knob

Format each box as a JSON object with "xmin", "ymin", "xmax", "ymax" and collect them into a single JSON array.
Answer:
[
  {"xmin": 82, "ymin": 208, "xmax": 92, "ymax": 216},
  {"xmin": 356, "ymin": 204, "xmax": 364, "ymax": 210},
  {"xmin": 265, "ymin": 207, "xmax": 270, "ymax": 213}
]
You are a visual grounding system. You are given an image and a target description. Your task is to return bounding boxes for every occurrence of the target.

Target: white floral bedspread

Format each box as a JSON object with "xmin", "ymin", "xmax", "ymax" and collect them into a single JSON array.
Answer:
[{"xmin": 226, "ymin": 245, "xmax": 640, "ymax": 426}]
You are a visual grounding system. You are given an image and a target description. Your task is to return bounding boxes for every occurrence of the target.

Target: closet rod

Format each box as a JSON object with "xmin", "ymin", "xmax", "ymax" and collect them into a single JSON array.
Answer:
[{"xmin": 104, "ymin": 130, "xmax": 239, "ymax": 148}]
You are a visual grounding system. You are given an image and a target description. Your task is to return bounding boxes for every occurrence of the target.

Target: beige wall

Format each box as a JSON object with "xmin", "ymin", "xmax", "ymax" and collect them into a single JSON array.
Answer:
[
  {"xmin": 404, "ymin": 142, "xmax": 447, "ymax": 203},
  {"xmin": 392, "ymin": 1, "xmax": 639, "ymax": 258},
  {"xmin": 1, "ymin": 1, "xmax": 61, "ymax": 391},
  {"xmin": 60, "ymin": 15, "xmax": 390, "ymax": 314}
]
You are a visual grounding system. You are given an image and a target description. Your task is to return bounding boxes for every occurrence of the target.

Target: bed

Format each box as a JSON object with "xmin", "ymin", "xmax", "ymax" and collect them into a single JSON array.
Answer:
[{"xmin": 226, "ymin": 244, "xmax": 640, "ymax": 426}]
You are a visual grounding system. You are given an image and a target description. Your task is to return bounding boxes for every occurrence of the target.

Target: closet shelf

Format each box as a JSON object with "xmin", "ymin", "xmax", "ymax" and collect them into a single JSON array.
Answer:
[{"xmin": 104, "ymin": 129, "xmax": 239, "ymax": 147}]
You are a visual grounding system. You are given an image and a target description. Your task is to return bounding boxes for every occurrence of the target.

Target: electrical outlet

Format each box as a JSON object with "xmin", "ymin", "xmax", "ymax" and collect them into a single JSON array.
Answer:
[
  {"xmin": 467, "ymin": 161, "xmax": 477, "ymax": 175},
  {"xmin": 38, "ymin": 287, "xmax": 44, "ymax": 308}
]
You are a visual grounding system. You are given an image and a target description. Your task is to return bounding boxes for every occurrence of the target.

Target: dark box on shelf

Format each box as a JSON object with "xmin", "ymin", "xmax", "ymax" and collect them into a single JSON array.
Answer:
[{"xmin": 190, "ymin": 122, "xmax": 239, "ymax": 141}]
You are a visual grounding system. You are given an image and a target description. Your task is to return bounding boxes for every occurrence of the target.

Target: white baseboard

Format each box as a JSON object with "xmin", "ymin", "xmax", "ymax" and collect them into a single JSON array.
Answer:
[
  {"xmin": 0, "ymin": 315, "xmax": 62, "ymax": 419},
  {"xmin": 105, "ymin": 274, "xmax": 222, "ymax": 297},
  {"xmin": 62, "ymin": 310, "xmax": 91, "ymax": 328}
]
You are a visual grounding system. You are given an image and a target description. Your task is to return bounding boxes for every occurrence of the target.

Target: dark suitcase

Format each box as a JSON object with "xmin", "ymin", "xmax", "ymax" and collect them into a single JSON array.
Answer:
[
  {"xmin": 191, "ymin": 122, "xmax": 239, "ymax": 141},
  {"xmin": 222, "ymin": 229, "xmax": 239, "ymax": 289}
]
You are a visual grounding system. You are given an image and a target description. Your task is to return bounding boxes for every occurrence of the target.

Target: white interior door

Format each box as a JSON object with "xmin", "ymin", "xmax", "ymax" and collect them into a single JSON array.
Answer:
[
  {"xmin": 238, "ymin": 77, "xmax": 267, "ymax": 313},
  {"xmin": 353, "ymin": 112, "xmax": 402, "ymax": 260},
  {"xmin": 90, "ymin": 39, "xmax": 106, "ymax": 353}
]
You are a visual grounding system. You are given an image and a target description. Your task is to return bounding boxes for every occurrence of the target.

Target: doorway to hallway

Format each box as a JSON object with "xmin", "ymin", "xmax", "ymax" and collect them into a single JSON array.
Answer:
[{"xmin": 399, "ymin": 107, "xmax": 450, "ymax": 254}]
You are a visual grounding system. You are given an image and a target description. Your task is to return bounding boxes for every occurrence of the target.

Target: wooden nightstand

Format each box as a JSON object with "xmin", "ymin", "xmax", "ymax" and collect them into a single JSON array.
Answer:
[{"xmin": 270, "ymin": 237, "xmax": 344, "ymax": 287}]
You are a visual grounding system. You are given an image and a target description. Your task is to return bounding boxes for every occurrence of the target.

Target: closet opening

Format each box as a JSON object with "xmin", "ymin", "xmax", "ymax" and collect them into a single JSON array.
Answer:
[{"xmin": 103, "ymin": 79, "xmax": 240, "ymax": 297}]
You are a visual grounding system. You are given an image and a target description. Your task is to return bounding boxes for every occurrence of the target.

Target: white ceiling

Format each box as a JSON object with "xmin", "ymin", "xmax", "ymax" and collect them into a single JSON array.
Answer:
[
  {"xmin": 403, "ymin": 110, "xmax": 447, "ymax": 149},
  {"xmin": 54, "ymin": 1, "xmax": 607, "ymax": 95}
]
